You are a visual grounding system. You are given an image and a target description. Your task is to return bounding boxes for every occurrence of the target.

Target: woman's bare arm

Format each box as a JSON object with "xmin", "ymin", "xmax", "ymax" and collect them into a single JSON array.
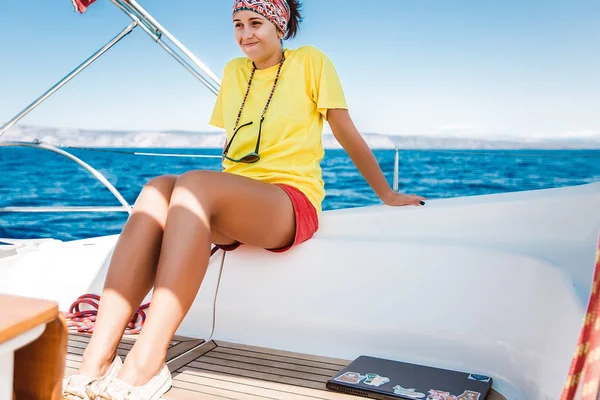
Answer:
[{"xmin": 327, "ymin": 109, "xmax": 426, "ymax": 206}]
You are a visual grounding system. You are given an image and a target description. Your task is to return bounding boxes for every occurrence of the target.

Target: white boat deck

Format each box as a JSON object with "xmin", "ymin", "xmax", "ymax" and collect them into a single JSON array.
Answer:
[
  {"xmin": 65, "ymin": 332, "xmax": 507, "ymax": 399},
  {"xmin": 5, "ymin": 181, "xmax": 597, "ymax": 398}
]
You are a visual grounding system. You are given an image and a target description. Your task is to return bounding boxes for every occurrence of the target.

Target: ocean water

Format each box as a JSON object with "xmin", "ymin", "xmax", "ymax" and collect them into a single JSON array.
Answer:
[{"xmin": 1, "ymin": 147, "xmax": 599, "ymax": 241}]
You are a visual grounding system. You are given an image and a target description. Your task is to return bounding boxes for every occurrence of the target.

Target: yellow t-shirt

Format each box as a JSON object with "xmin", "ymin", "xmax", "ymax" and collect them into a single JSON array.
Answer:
[{"xmin": 209, "ymin": 45, "xmax": 348, "ymax": 215}]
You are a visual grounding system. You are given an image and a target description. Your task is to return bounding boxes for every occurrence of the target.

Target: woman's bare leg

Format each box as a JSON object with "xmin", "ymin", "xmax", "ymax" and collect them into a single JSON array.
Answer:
[
  {"xmin": 116, "ymin": 170, "xmax": 296, "ymax": 385},
  {"xmin": 76, "ymin": 175, "xmax": 178, "ymax": 378}
]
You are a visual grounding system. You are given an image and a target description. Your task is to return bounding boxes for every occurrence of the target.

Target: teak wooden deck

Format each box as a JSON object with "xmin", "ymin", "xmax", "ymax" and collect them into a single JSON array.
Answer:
[{"xmin": 65, "ymin": 332, "xmax": 507, "ymax": 400}]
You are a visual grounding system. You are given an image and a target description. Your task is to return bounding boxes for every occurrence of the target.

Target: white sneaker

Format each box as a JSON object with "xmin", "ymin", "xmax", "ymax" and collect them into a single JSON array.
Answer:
[
  {"xmin": 62, "ymin": 356, "xmax": 123, "ymax": 399},
  {"xmin": 98, "ymin": 364, "xmax": 172, "ymax": 400}
]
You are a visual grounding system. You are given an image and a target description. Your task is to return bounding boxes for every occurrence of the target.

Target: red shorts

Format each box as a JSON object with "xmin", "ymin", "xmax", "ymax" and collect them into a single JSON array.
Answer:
[{"xmin": 214, "ymin": 183, "xmax": 319, "ymax": 253}]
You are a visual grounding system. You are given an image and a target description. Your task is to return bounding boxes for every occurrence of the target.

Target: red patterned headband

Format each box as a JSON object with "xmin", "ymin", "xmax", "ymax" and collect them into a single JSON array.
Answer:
[{"xmin": 232, "ymin": 0, "xmax": 291, "ymax": 34}]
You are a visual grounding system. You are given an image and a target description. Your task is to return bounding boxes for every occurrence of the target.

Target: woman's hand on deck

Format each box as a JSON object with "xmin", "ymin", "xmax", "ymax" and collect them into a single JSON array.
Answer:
[{"xmin": 381, "ymin": 190, "xmax": 426, "ymax": 207}]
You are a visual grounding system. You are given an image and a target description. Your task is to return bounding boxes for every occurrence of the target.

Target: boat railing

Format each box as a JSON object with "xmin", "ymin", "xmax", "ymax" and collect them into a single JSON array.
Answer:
[{"xmin": 0, "ymin": 140, "xmax": 135, "ymax": 215}]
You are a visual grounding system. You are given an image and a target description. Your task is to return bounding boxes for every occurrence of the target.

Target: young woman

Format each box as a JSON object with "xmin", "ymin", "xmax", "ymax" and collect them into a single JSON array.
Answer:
[{"xmin": 62, "ymin": 0, "xmax": 426, "ymax": 398}]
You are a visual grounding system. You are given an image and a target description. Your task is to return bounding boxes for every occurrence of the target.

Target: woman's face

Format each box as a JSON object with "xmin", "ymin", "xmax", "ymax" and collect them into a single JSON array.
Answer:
[{"xmin": 233, "ymin": 10, "xmax": 282, "ymax": 63}]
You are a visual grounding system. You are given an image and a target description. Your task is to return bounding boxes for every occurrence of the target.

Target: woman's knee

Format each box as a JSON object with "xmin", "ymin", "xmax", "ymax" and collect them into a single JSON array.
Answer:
[
  {"xmin": 144, "ymin": 175, "xmax": 178, "ymax": 197},
  {"xmin": 134, "ymin": 175, "xmax": 178, "ymax": 210},
  {"xmin": 174, "ymin": 171, "xmax": 219, "ymax": 194},
  {"xmin": 171, "ymin": 171, "xmax": 221, "ymax": 213}
]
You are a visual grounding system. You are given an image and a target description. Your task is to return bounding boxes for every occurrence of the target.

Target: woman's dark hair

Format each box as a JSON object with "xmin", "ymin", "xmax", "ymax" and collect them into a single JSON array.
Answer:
[{"xmin": 284, "ymin": 0, "xmax": 303, "ymax": 40}]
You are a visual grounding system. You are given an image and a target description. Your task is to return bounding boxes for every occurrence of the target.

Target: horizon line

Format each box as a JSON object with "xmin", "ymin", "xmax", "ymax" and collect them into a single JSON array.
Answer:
[{"xmin": 2, "ymin": 122, "xmax": 599, "ymax": 144}]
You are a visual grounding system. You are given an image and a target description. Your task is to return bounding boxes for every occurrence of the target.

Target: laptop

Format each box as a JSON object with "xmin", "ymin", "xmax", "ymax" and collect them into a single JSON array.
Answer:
[{"xmin": 326, "ymin": 355, "xmax": 493, "ymax": 400}]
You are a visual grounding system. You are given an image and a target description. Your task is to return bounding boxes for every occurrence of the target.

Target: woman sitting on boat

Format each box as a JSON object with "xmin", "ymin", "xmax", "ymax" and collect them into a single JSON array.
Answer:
[{"xmin": 63, "ymin": 0, "xmax": 426, "ymax": 398}]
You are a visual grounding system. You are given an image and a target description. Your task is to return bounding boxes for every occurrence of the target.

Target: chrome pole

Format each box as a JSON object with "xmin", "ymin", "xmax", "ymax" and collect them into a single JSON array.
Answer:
[
  {"xmin": 0, "ymin": 141, "xmax": 133, "ymax": 215},
  {"xmin": 109, "ymin": 0, "xmax": 219, "ymax": 95},
  {"xmin": 393, "ymin": 146, "xmax": 399, "ymax": 192},
  {"xmin": 0, "ymin": 21, "xmax": 138, "ymax": 138},
  {"xmin": 126, "ymin": 0, "xmax": 222, "ymax": 88},
  {"xmin": 112, "ymin": 0, "xmax": 160, "ymax": 37}
]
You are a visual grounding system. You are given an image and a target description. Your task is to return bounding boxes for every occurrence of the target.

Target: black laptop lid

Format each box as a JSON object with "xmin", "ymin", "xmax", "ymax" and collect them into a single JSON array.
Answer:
[{"xmin": 327, "ymin": 355, "xmax": 493, "ymax": 399}]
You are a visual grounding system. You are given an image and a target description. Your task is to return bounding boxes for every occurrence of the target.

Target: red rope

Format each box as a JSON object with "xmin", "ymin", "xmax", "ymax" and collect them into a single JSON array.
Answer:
[
  {"xmin": 63, "ymin": 245, "xmax": 221, "ymax": 335},
  {"xmin": 62, "ymin": 293, "xmax": 149, "ymax": 335}
]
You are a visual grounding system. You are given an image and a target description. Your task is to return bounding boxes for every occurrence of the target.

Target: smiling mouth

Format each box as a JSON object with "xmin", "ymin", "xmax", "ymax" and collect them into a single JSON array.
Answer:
[{"xmin": 243, "ymin": 42, "xmax": 258, "ymax": 47}]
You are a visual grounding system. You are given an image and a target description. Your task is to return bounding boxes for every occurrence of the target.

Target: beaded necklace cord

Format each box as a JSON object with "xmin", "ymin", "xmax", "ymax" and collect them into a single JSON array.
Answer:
[
  {"xmin": 233, "ymin": 51, "xmax": 285, "ymax": 130},
  {"xmin": 223, "ymin": 51, "xmax": 286, "ymax": 163}
]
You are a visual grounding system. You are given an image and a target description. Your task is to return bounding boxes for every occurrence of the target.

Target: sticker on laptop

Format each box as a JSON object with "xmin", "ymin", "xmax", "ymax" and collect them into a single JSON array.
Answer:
[
  {"xmin": 333, "ymin": 372, "xmax": 366, "ymax": 385},
  {"xmin": 428, "ymin": 390, "xmax": 456, "ymax": 400},
  {"xmin": 456, "ymin": 390, "xmax": 481, "ymax": 400},
  {"xmin": 427, "ymin": 389, "xmax": 481, "ymax": 400},
  {"xmin": 468, "ymin": 374, "xmax": 491, "ymax": 383},
  {"xmin": 364, "ymin": 373, "xmax": 390, "ymax": 387},
  {"xmin": 393, "ymin": 385, "xmax": 426, "ymax": 398}
]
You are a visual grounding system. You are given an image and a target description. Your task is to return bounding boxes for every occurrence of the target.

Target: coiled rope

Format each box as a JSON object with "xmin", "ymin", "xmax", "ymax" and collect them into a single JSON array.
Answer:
[{"xmin": 63, "ymin": 245, "xmax": 222, "ymax": 335}]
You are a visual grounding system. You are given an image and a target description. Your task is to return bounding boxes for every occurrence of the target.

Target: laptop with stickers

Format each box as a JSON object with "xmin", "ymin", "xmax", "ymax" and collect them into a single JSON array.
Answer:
[{"xmin": 326, "ymin": 355, "xmax": 493, "ymax": 400}]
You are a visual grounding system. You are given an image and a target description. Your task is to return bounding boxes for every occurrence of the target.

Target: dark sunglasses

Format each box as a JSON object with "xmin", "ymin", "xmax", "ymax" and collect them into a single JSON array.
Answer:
[{"xmin": 222, "ymin": 117, "xmax": 264, "ymax": 163}]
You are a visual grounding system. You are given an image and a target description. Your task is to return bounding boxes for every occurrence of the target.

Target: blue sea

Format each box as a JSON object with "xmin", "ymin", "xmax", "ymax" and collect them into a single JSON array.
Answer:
[{"xmin": 1, "ymin": 147, "xmax": 599, "ymax": 241}]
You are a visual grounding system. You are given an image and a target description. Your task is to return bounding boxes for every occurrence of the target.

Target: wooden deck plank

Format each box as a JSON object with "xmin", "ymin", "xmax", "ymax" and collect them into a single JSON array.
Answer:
[
  {"xmin": 183, "ymin": 363, "xmax": 332, "ymax": 392},
  {"xmin": 172, "ymin": 378, "xmax": 279, "ymax": 400},
  {"xmin": 202, "ymin": 350, "xmax": 340, "ymax": 376},
  {"xmin": 68, "ymin": 339, "xmax": 136, "ymax": 353},
  {"xmin": 213, "ymin": 346, "xmax": 345, "ymax": 370},
  {"xmin": 164, "ymin": 386, "xmax": 233, "ymax": 400},
  {"xmin": 65, "ymin": 358, "xmax": 81, "ymax": 370},
  {"xmin": 187, "ymin": 355, "xmax": 334, "ymax": 382},
  {"xmin": 166, "ymin": 339, "xmax": 204, "ymax": 361},
  {"xmin": 173, "ymin": 376, "xmax": 324, "ymax": 400},
  {"xmin": 214, "ymin": 341, "xmax": 348, "ymax": 366},
  {"xmin": 175, "ymin": 369, "xmax": 360, "ymax": 400}
]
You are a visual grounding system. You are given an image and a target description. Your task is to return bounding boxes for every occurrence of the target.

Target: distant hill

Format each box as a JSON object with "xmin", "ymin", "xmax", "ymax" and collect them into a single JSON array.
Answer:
[{"xmin": 1, "ymin": 124, "xmax": 599, "ymax": 149}]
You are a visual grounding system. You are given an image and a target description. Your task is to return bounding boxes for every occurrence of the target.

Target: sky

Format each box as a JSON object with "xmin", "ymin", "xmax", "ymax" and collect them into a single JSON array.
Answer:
[{"xmin": 1, "ymin": 0, "xmax": 599, "ymax": 139}]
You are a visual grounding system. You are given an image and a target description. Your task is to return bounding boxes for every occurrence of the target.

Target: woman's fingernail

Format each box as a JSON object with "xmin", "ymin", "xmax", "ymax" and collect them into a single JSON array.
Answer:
[{"xmin": 420, "ymin": 201, "xmax": 425, "ymax": 205}]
